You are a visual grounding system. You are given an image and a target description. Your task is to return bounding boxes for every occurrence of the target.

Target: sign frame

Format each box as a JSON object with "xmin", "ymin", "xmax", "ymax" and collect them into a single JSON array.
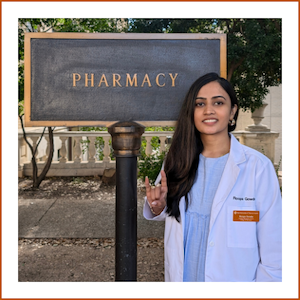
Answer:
[{"xmin": 24, "ymin": 32, "xmax": 227, "ymax": 127}]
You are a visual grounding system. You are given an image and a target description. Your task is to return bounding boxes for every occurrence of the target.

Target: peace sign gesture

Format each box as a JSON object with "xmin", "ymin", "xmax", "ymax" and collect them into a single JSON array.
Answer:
[{"xmin": 145, "ymin": 170, "xmax": 168, "ymax": 216}]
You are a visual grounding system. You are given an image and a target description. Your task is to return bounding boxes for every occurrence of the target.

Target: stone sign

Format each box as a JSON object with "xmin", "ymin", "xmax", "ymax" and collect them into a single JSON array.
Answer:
[{"xmin": 24, "ymin": 33, "xmax": 226, "ymax": 127}]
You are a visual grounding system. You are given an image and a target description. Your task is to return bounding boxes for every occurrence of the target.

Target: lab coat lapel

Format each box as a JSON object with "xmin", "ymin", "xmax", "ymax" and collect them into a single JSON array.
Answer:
[{"xmin": 209, "ymin": 135, "xmax": 245, "ymax": 232}]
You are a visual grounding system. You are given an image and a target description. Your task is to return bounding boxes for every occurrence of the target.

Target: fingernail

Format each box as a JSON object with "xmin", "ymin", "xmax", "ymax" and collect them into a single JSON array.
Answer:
[{"xmin": 152, "ymin": 201, "xmax": 157, "ymax": 206}]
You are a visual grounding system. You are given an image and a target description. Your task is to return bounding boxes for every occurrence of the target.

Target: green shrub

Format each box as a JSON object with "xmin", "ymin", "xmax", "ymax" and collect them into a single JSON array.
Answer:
[{"xmin": 138, "ymin": 151, "xmax": 166, "ymax": 185}]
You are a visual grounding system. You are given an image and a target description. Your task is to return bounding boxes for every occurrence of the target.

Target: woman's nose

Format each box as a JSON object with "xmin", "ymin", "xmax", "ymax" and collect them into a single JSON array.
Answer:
[{"xmin": 204, "ymin": 104, "xmax": 215, "ymax": 114}]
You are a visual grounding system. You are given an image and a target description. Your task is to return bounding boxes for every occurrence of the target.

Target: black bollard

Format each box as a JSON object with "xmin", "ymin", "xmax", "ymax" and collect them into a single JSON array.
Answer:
[{"xmin": 108, "ymin": 122, "xmax": 145, "ymax": 281}]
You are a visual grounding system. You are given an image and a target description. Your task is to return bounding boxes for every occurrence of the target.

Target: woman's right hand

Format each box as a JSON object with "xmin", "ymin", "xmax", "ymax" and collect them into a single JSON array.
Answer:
[{"xmin": 145, "ymin": 170, "xmax": 168, "ymax": 216}]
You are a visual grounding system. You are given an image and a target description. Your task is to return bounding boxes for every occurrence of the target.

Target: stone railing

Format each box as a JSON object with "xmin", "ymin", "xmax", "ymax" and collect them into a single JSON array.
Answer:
[
  {"xmin": 18, "ymin": 128, "xmax": 281, "ymax": 188},
  {"xmin": 18, "ymin": 129, "xmax": 174, "ymax": 177}
]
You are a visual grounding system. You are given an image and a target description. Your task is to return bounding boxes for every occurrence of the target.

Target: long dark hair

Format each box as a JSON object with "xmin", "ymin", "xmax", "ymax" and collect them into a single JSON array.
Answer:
[{"xmin": 164, "ymin": 72, "xmax": 239, "ymax": 222}]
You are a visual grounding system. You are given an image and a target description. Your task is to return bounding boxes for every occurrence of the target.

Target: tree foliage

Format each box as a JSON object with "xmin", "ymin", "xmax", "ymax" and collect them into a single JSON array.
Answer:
[{"xmin": 128, "ymin": 18, "xmax": 281, "ymax": 112}]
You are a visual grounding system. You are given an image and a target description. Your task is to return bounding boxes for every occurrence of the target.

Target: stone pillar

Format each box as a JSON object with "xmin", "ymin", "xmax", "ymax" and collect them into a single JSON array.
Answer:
[
  {"xmin": 73, "ymin": 136, "xmax": 82, "ymax": 163},
  {"xmin": 59, "ymin": 136, "xmax": 68, "ymax": 163},
  {"xmin": 245, "ymin": 101, "xmax": 270, "ymax": 132},
  {"xmin": 235, "ymin": 101, "xmax": 279, "ymax": 163},
  {"xmin": 242, "ymin": 132, "xmax": 279, "ymax": 163},
  {"xmin": 159, "ymin": 136, "xmax": 167, "ymax": 153},
  {"xmin": 103, "ymin": 136, "xmax": 111, "ymax": 163},
  {"xmin": 18, "ymin": 137, "xmax": 24, "ymax": 177},
  {"xmin": 88, "ymin": 136, "xmax": 96, "ymax": 163},
  {"xmin": 145, "ymin": 136, "xmax": 152, "ymax": 156}
]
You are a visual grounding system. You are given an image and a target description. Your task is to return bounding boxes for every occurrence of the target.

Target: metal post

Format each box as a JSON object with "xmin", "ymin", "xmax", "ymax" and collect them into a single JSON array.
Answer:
[{"xmin": 108, "ymin": 121, "xmax": 145, "ymax": 281}]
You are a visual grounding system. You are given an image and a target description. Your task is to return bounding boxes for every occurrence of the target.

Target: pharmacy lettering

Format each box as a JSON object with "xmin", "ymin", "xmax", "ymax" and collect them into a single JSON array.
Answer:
[
  {"xmin": 24, "ymin": 33, "xmax": 226, "ymax": 127},
  {"xmin": 72, "ymin": 73, "xmax": 178, "ymax": 88}
]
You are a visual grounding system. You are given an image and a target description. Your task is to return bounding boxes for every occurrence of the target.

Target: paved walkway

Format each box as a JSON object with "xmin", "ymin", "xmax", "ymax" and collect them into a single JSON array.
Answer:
[{"xmin": 18, "ymin": 192, "xmax": 165, "ymax": 239}]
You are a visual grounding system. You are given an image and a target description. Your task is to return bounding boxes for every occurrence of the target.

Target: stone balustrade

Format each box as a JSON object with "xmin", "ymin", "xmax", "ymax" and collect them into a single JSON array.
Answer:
[
  {"xmin": 18, "ymin": 128, "xmax": 281, "ymax": 188},
  {"xmin": 18, "ymin": 130, "xmax": 174, "ymax": 178}
]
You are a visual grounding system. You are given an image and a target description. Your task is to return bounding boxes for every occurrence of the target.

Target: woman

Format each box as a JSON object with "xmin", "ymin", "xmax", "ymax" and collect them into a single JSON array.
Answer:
[{"xmin": 144, "ymin": 72, "xmax": 282, "ymax": 282}]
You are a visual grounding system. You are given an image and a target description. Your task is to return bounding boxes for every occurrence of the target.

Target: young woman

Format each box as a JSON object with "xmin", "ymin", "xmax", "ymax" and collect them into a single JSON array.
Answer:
[{"xmin": 144, "ymin": 72, "xmax": 282, "ymax": 282}]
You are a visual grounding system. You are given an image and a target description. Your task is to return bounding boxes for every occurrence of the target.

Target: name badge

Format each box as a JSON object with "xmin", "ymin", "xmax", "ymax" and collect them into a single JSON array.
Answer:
[{"xmin": 233, "ymin": 210, "xmax": 259, "ymax": 222}]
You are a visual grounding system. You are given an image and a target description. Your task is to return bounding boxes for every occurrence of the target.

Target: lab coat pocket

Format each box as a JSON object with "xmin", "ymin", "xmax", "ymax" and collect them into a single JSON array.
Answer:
[{"xmin": 227, "ymin": 206, "xmax": 258, "ymax": 248}]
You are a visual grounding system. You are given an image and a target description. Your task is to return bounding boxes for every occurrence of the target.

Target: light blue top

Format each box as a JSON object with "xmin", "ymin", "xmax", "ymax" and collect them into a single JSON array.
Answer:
[{"xmin": 183, "ymin": 153, "xmax": 229, "ymax": 282}]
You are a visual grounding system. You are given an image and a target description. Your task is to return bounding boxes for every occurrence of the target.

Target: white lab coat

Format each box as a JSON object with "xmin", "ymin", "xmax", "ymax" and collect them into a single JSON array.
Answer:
[{"xmin": 143, "ymin": 134, "xmax": 282, "ymax": 282}]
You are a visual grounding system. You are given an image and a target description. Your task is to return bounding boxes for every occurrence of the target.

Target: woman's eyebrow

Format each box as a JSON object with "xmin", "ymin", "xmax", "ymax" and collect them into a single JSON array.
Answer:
[{"xmin": 195, "ymin": 95, "xmax": 227, "ymax": 100}]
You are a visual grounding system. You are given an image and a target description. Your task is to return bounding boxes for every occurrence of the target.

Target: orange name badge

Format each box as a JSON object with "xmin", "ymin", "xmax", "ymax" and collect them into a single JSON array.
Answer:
[{"xmin": 233, "ymin": 210, "xmax": 259, "ymax": 222}]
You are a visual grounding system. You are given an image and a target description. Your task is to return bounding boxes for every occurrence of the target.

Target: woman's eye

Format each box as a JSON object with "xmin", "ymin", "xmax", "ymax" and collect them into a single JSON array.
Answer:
[
  {"xmin": 195, "ymin": 102, "xmax": 204, "ymax": 107},
  {"xmin": 215, "ymin": 101, "xmax": 224, "ymax": 106}
]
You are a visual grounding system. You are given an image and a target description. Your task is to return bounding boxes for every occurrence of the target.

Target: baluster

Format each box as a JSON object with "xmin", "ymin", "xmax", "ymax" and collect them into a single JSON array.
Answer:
[
  {"xmin": 18, "ymin": 137, "xmax": 23, "ymax": 176},
  {"xmin": 59, "ymin": 136, "xmax": 68, "ymax": 163},
  {"xmin": 103, "ymin": 136, "xmax": 111, "ymax": 162},
  {"xmin": 44, "ymin": 136, "xmax": 50, "ymax": 161},
  {"xmin": 73, "ymin": 136, "xmax": 82, "ymax": 163},
  {"xmin": 88, "ymin": 136, "xmax": 96, "ymax": 163},
  {"xmin": 159, "ymin": 136, "xmax": 166, "ymax": 153},
  {"xmin": 30, "ymin": 136, "xmax": 39, "ymax": 159},
  {"xmin": 145, "ymin": 136, "xmax": 152, "ymax": 156}
]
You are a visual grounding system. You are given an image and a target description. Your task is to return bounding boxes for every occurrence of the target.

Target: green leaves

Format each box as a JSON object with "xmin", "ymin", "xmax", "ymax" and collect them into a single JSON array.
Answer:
[
  {"xmin": 138, "ymin": 151, "xmax": 166, "ymax": 185},
  {"xmin": 221, "ymin": 19, "xmax": 281, "ymax": 111}
]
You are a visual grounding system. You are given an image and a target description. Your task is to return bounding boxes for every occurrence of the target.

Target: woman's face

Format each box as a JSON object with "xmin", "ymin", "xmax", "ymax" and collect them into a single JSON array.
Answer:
[{"xmin": 194, "ymin": 81, "xmax": 237, "ymax": 138}]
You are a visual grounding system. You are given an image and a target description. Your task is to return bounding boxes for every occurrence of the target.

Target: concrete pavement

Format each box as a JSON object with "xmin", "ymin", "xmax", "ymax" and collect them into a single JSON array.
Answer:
[{"xmin": 18, "ymin": 193, "xmax": 165, "ymax": 239}]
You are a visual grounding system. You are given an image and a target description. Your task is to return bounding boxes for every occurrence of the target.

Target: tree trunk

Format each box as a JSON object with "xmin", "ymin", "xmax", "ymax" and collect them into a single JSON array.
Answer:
[
  {"xmin": 32, "ymin": 127, "xmax": 54, "ymax": 188},
  {"xmin": 227, "ymin": 57, "xmax": 245, "ymax": 82},
  {"xmin": 19, "ymin": 115, "xmax": 54, "ymax": 189}
]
